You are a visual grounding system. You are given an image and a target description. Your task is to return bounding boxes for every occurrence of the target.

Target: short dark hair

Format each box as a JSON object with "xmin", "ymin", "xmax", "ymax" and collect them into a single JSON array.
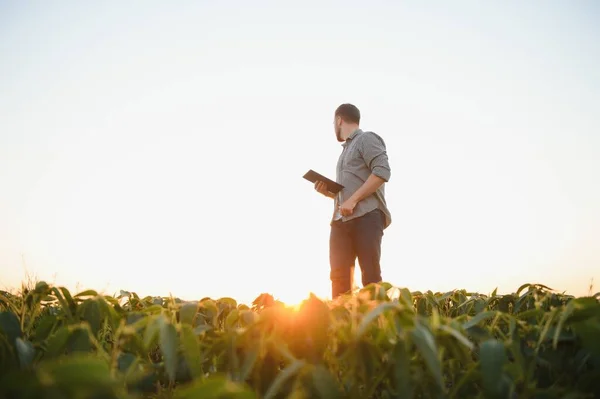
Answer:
[{"xmin": 335, "ymin": 103, "xmax": 360, "ymax": 124}]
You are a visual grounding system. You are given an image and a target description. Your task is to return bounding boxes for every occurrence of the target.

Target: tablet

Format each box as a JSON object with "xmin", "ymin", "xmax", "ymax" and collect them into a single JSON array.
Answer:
[{"xmin": 303, "ymin": 169, "xmax": 344, "ymax": 194}]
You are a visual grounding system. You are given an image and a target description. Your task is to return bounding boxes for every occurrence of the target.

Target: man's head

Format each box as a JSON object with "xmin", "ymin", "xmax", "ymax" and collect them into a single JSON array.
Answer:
[{"xmin": 333, "ymin": 103, "xmax": 360, "ymax": 142}]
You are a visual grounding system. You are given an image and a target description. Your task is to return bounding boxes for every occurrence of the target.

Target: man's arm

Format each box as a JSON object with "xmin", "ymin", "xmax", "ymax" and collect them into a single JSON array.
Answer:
[
  {"xmin": 359, "ymin": 131, "xmax": 391, "ymax": 182},
  {"xmin": 347, "ymin": 173, "xmax": 386, "ymax": 204},
  {"xmin": 340, "ymin": 132, "xmax": 391, "ymax": 216}
]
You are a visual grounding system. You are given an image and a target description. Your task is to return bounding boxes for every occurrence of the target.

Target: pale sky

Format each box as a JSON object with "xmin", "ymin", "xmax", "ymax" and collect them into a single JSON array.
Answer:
[{"xmin": 1, "ymin": 1, "xmax": 599, "ymax": 305}]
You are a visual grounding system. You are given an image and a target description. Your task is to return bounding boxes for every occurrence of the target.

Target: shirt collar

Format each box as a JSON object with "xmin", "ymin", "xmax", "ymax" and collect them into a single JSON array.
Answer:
[{"xmin": 342, "ymin": 128, "xmax": 362, "ymax": 146}]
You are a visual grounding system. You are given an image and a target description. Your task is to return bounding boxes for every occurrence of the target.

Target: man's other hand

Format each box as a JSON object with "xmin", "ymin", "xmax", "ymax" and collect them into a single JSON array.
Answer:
[
  {"xmin": 314, "ymin": 181, "xmax": 334, "ymax": 198},
  {"xmin": 340, "ymin": 199, "xmax": 357, "ymax": 216}
]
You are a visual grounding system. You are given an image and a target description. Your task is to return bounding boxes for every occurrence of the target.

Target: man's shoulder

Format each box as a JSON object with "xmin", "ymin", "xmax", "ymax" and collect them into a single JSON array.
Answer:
[{"xmin": 357, "ymin": 130, "xmax": 386, "ymax": 145}]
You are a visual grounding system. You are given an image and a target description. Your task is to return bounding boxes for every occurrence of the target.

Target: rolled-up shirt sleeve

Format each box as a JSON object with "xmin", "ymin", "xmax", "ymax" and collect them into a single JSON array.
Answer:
[{"xmin": 359, "ymin": 132, "xmax": 391, "ymax": 182}]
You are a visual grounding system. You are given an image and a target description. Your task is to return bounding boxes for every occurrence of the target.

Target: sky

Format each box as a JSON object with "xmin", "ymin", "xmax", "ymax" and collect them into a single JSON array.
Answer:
[{"xmin": 1, "ymin": 1, "xmax": 599, "ymax": 305}]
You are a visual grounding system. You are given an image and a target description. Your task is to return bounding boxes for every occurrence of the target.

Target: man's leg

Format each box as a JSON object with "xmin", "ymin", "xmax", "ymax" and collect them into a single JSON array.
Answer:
[
  {"xmin": 329, "ymin": 220, "xmax": 356, "ymax": 298},
  {"xmin": 353, "ymin": 209, "xmax": 385, "ymax": 287}
]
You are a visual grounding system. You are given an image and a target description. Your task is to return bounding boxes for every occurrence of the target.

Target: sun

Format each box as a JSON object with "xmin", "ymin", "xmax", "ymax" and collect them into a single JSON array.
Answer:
[
  {"xmin": 265, "ymin": 282, "xmax": 330, "ymax": 309},
  {"xmin": 278, "ymin": 291, "xmax": 330, "ymax": 312}
]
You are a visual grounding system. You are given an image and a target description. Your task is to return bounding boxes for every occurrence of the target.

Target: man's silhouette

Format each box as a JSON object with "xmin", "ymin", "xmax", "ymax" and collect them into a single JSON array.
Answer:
[{"xmin": 314, "ymin": 103, "xmax": 392, "ymax": 298}]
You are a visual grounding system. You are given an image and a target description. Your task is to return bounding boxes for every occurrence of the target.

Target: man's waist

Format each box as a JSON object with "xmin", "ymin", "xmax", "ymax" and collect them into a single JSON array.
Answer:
[{"xmin": 335, "ymin": 187, "xmax": 385, "ymax": 204}]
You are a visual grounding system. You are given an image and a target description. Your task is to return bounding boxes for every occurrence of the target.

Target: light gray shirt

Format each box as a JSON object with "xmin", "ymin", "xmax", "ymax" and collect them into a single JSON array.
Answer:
[{"xmin": 332, "ymin": 128, "xmax": 392, "ymax": 229}]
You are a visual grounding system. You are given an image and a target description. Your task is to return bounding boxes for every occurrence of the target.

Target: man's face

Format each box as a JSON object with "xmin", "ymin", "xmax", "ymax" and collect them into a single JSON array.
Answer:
[{"xmin": 333, "ymin": 115, "xmax": 343, "ymax": 142}]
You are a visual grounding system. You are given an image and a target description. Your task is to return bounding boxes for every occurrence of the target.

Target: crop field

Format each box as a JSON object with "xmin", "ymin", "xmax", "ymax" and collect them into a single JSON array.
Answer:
[{"xmin": 1, "ymin": 280, "xmax": 599, "ymax": 399}]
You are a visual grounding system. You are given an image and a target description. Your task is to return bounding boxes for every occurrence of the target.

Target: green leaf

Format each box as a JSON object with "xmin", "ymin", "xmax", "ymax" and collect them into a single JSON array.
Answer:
[
  {"xmin": 516, "ymin": 283, "xmax": 532, "ymax": 296},
  {"xmin": 51, "ymin": 287, "xmax": 73, "ymax": 321},
  {"xmin": 194, "ymin": 324, "xmax": 213, "ymax": 336},
  {"xmin": 0, "ymin": 293, "xmax": 18, "ymax": 314},
  {"xmin": 462, "ymin": 311, "xmax": 497, "ymax": 329},
  {"xmin": 160, "ymin": 319, "xmax": 179, "ymax": 383},
  {"xmin": 439, "ymin": 324, "xmax": 474, "ymax": 350},
  {"xmin": 225, "ymin": 309, "xmax": 240, "ymax": 330},
  {"xmin": 45, "ymin": 325, "xmax": 70, "ymax": 358},
  {"xmin": 357, "ymin": 340, "xmax": 379, "ymax": 385},
  {"xmin": 144, "ymin": 304, "xmax": 165, "ymax": 315},
  {"xmin": 80, "ymin": 298, "xmax": 102, "ymax": 336},
  {"xmin": 399, "ymin": 288, "xmax": 413, "ymax": 307},
  {"xmin": 219, "ymin": 297, "xmax": 238, "ymax": 308},
  {"xmin": 566, "ymin": 298, "xmax": 600, "ymax": 323},
  {"xmin": 571, "ymin": 318, "xmax": 600, "ymax": 359},
  {"xmin": 96, "ymin": 296, "xmax": 120, "ymax": 330},
  {"xmin": 410, "ymin": 323, "xmax": 443, "ymax": 392},
  {"xmin": 31, "ymin": 314, "xmax": 57, "ymax": 343},
  {"xmin": 392, "ymin": 339, "xmax": 412, "ymax": 399},
  {"xmin": 311, "ymin": 364, "xmax": 342, "ymax": 398},
  {"xmin": 296, "ymin": 294, "xmax": 331, "ymax": 361},
  {"xmin": 239, "ymin": 347, "xmax": 259, "ymax": 382},
  {"xmin": 174, "ymin": 375, "xmax": 256, "ymax": 399},
  {"xmin": 143, "ymin": 316, "xmax": 161, "ymax": 349},
  {"xmin": 66, "ymin": 325, "xmax": 92, "ymax": 353},
  {"xmin": 34, "ymin": 281, "xmax": 50, "ymax": 294},
  {"xmin": 264, "ymin": 360, "xmax": 306, "ymax": 399},
  {"xmin": 126, "ymin": 312, "xmax": 146, "ymax": 327},
  {"xmin": 74, "ymin": 289, "xmax": 98, "ymax": 298},
  {"xmin": 0, "ymin": 311, "xmax": 21, "ymax": 344},
  {"xmin": 425, "ymin": 293, "xmax": 440, "ymax": 311},
  {"xmin": 417, "ymin": 297, "xmax": 427, "ymax": 315},
  {"xmin": 356, "ymin": 302, "xmax": 399, "ymax": 339},
  {"xmin": 180, "ymin": 302, "xmax": 198, "ymax": 326},
  {"xmin": 240, "ymin": 310, "xmax": 258, "ymax": 326},
  {"xmin": 200, "ymin": 300, "xmax": 219, "ymax": 325},
  {"xmin": 60, "ymin": 287, "xmax": 77, "ymax": 314},
  {"xmin": 37, "ymin": 354, "xmax": 116, "ymax": 391},
  {"xmin": 449, "ymin": 362, "xmax": 479, "ymax": 397},
  {"xmin": 180, "ymin": 324, "xmax": 203, "ymax": 379},
  {"xmin": 480, "ymin": 339, "xmax": 507, "ymax": 399},
  {"xmin": 117, "ymin": 352, "xmax": 137, "ymax": 373},
  {"xmin": 536, "ymin": 308, "xmax": 558, "ymax": 350}
]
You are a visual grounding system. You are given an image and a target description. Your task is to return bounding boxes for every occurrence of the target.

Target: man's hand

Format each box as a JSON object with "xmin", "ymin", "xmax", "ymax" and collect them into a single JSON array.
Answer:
[
  {"xmin": 314, "ymin": 181, "xmax": 335, "ymax": 199},
  {"xmin": 340, "ymin": 199, "xmax": 357, "ymax": 216},
  {"xmin": 337, "ymin": 173, "xmax": 386, "ymax": 216}
]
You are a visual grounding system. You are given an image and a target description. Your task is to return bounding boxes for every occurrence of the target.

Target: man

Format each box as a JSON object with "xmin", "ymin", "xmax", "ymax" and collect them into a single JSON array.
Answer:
[{"xmin": 314, "ymin": 103, "xmax": 392, "ymax": 298}]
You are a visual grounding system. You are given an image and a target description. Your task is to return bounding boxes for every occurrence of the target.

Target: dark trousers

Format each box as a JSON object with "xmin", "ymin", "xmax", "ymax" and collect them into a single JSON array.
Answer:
[{"xmin": 329, "ymin": 208, "xmax": 385, "ymax": 298}]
